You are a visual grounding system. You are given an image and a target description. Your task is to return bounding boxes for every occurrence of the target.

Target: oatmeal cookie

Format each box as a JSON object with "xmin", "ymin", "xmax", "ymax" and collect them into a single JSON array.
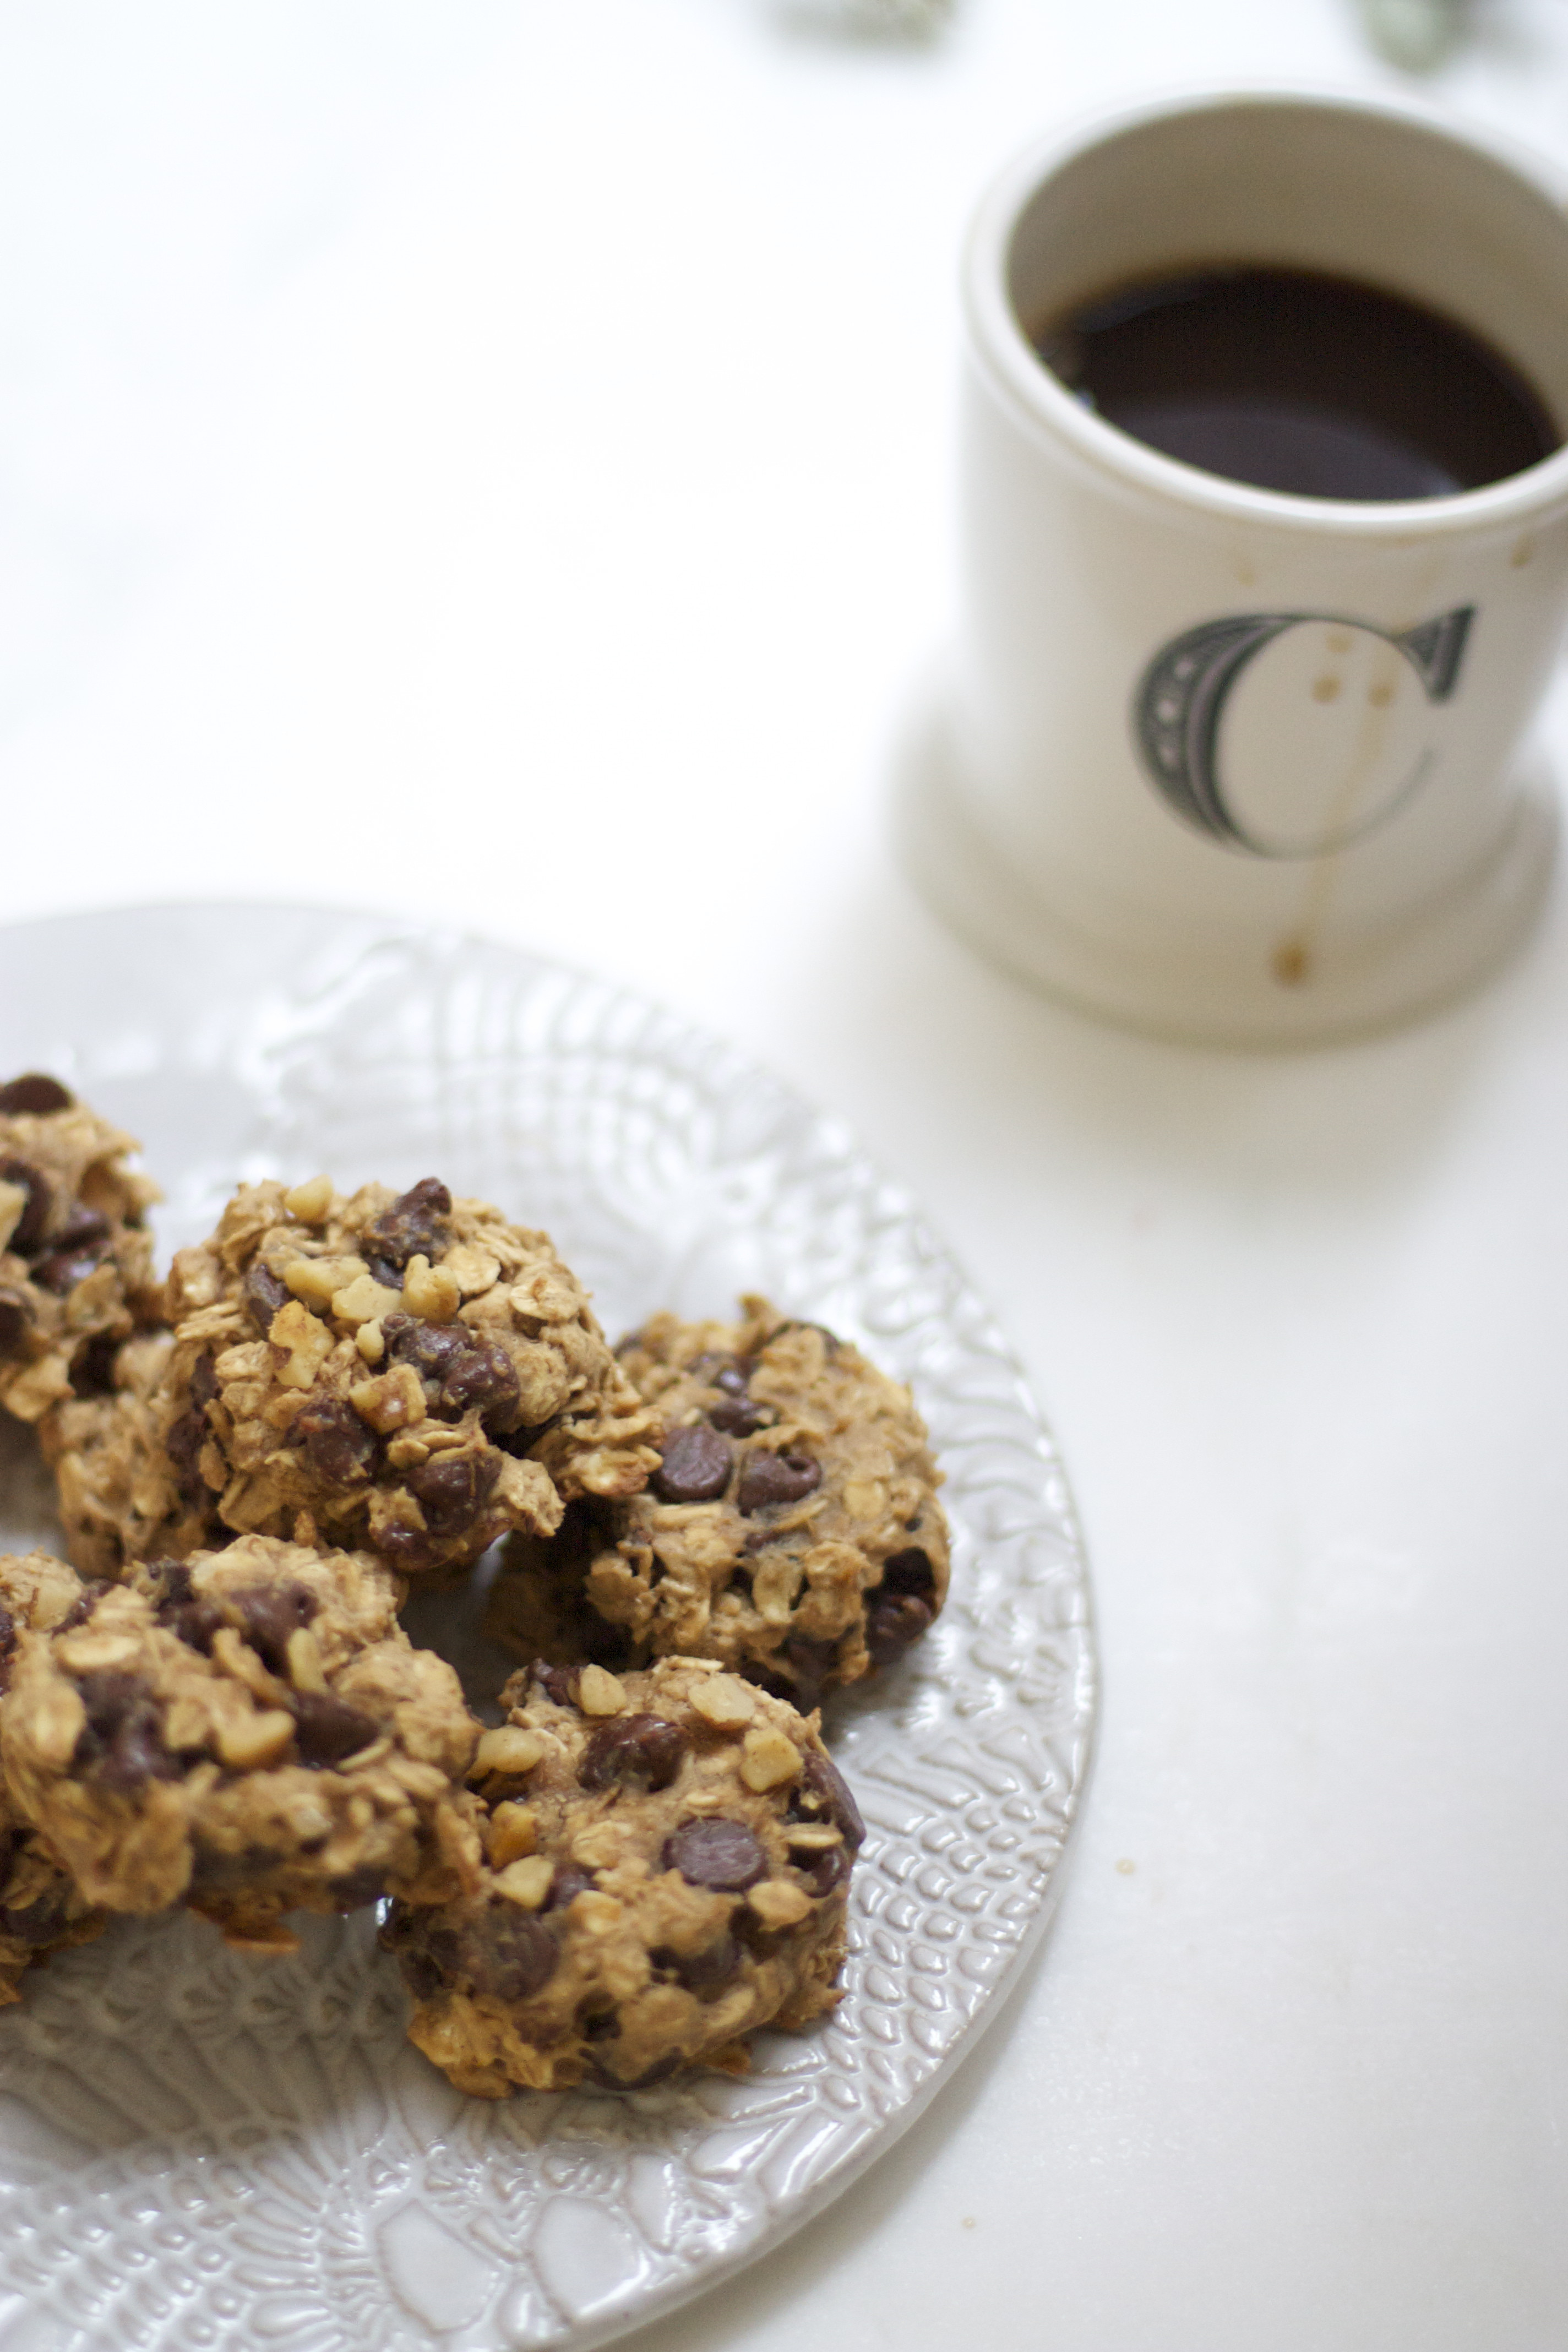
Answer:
[
  {"xmin": 55, "ymin": 1174, "xmax": 660, "ymax": 1580},
  {"xmin": 486, "ymin": 1301, "xmax": 949, "ymax": 1708},
  {"xmin": 0, "ymin": 1551, "xmax": 107, "ymax": 1998},
  {"xmin": 0, "ymin": 1534, "xmax": 483, "ymax": 1947},
  {"xmin": 382, "ymin": 1654, "xmax": 858, "ymax": 2094},
  {"xmin": 0, "ymin": 1075, "xmax": 161, "ymax": 1424},
  {"xmin": 41, "ymin": 1327, "xmax": 220, "ymax": 1580}
]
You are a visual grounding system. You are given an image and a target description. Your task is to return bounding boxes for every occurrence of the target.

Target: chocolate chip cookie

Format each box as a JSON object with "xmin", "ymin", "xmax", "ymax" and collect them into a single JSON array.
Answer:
[
  {"xmin": 41, "ymin": 1327, "xmax": 219, "ymax": 1580},
  {"xmin": 46, "ymin": 1175, "xmax": 661, "ymax": 1580},
  {"xmin": 381, "ymin": 1654, "xmax": 857, "ymax": 2093},
  {"xmin": 0, "ymin": 1075, "xmax": 161, "ymax": 1425},
  {"xmin": 486, "ymin": 1300, "xmax": 949, "ymax": 1708},
  {"xmin": 0, "ymin": 1551, "xmax": 107, "ymax": 1999},
  {"xmin": 0, "ymin": 1534, "xmax": 483, "ymax": 1948}
]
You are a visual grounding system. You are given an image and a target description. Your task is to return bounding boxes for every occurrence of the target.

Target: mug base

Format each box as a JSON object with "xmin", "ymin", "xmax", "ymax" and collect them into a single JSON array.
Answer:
[{"xmin": 893, "ymin": 693, "xmax": 1558, "ymax": 1049}]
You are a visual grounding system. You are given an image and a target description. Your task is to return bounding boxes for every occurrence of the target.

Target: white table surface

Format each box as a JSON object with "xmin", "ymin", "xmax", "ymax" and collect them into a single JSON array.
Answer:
[{"xmin": 3, "ymin": 3, "xmax": 1567, "ymax": 2345}]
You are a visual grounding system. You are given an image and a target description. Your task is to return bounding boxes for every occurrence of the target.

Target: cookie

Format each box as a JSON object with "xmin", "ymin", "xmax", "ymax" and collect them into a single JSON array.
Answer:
[
  {"xmin": 47, "ymin": 1175, "xmax": 660, "ymax": 1580},
  {"xmin": 486, "ymin": 1300, "xmax": 949, "ymax": 1708},
  {"xmin": 0, "ymin": 1534, "xmax": 483, "ymax": 1948},
  {"xmin": 0, "ymin": 1075, "xmax": 161, "ymax": 1424},
  {"xmin": 381, "ymin": 1654, "xmax": 858, "ymax": 2094},
  {"xmin": 0, "ymin": 1551, "xmax": 107, "ymax": 1999},
  {"xmin": 41, "ymin": 1328, "xmax": 217, "ymax": 1581}
]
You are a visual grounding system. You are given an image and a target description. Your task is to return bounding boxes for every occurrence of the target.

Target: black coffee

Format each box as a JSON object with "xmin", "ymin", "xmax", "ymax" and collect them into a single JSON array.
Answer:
[{"xmin": 1036, "ymin": 265, "xmax": 1560, "ymax": 500}]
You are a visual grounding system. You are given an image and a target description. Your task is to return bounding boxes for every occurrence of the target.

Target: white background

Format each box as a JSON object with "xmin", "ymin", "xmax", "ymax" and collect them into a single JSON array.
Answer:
[{"xmin": 3, "ymin": 2, "xmax": 1568, "ymax": 2345}]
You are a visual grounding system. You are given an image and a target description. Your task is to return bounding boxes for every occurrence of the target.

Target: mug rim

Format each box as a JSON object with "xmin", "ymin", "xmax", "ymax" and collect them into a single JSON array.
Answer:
[{"xmin": 964, "ymin": 83, "xmax": 1568, "ymax": 538}]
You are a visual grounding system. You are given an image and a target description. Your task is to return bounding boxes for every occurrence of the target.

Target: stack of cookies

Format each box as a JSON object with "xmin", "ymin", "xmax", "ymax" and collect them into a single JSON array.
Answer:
[{"xmin": 0, "ymin": 1076, "xmax": 949, "ymax": 2094}]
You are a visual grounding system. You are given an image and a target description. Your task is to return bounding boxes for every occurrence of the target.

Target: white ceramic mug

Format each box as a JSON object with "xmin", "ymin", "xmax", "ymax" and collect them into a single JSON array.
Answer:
[{"xmin": 900, "ymin": 90, "xmax": 1568, "ymax": 1045}]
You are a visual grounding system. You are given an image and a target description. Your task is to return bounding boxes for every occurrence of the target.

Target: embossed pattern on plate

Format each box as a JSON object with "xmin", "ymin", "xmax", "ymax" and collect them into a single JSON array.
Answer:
[{"xmin": 0, "ymin": 906, "xmax": 1096, "ymax": 2351}]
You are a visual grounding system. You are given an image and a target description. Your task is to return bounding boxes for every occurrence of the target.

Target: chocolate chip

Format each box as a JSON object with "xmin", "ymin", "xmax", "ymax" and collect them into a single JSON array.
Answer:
[
  {"xmin": 151, "ymin": 1564, "xmax": 225, "ymax": 1657},
  {"xmin": 736, "ymin": 1452, "xmax": 821, "ymax": 1515},
  {"xmin": 233, "ymin": 1580, "xmax": 318, "ymax": 1673},
  {"xmin": 77, "ymin": 1668, "xmax": 141, "ymax": 1736},
  {"xmin": 73, "ymin": 1670, "xmax": 180, "ymax": 1792},
  {"xmin": 385, "ymin": 1317, "xmax": 519, "ymax": 1424},
  {"xmin": 168, "ymin": 1604, "xmax": 226, "ymax": 1659},
  {"xmin": 545, "ymin": 1864, "xmax": 597, "ymax": 1911},
  {"xmin": 69, "ymin": 1332, "xmax": 119, "ymax": 1397},
  {"xmin": 709, "ymin": 1395, "xmax": 765, "ymax": 1436},
  {"xmin": 653, "ymin": 1424, "xmax": 732, "ymax": 1504},
  {"xmin": 791, "ymin": 1750, "xmax": 865, "ymax": 1852},
  {"xmin": 780, "ymin": 1634, "xmax": 839, "ymax": 1713},
  {"xmin": 33, "ymin": 1246, "xmax": 105, "ymax": 1297},
  {"xmin": 577, "ymin": 1713, "xmax": 688, "ymax": 1794},
  {"xmin": 364, "ymin": 1178, "xmax": 451, "ymax": 1270},
  {"xmin": 328, "ymin": 1865, "xmax": 387, "ymax": 1910},
  {"xmin": 290, "ymin": 1689, "xmax": 378, "ymax": 1767},
  {"xmin": 368, "ymin": 1522, "xmax": 434, "ymax": 1574},
  {"xmin": 58, "ymin": 1581, "xmax": 111, "ymax": 1631},
  {"xmin": 244, "ymin": 1261, "xmax": 290, "ymax": 1336},
  {"xmin": 1, "ymin": 1886, "xmax": 74, "ymax": 1946},
  {"xmin": 470, "ymin": 1905, "xmax": 559, "ymax": 2001},
  {"xmin": 58, "ymin": 1204, "xmax": 110, "ymax": 1251},
  {"xmin": 155, "ymin": 1580, "xmax": 225, "ymax": 1656},
  {"xmin": 0, "ymin": 1606, "xmax": 13, "ymax": 1660},
  {"xmin": 295, "ymin": 1395, "xmax": 377, "ymax": 1488},
  {"xmin": 0, "ymin": 1074, "xmax": 73, "ymax": 1116},
  {"xmin": 165, "ymin": 1407, "xmax": 213, "ymax": 1501},
  {"xmin": 393, "ymin": 1942, "xmax": 447, "ymax": 2002},
  {"xmin": 0, "ymin": 1161, "xmax": 50, "ymax": 1257},
  {"xmin": 652, "ymin": 1932, "xmax": 741, "ymax": 1996},
  {"xmin": 0, "ymin": 1294, "xmax": 28, "ymax": 1358},
  {"xmin": 440, "ymin": 1338, "xmax": 519, "ymax": 1424},
  {"xmin": 364, "ymin": 1254, "xmax": 404, "ymax": 1291},
  {"xmin": 712, "ymin": 1361, "xmax": 751, "ymax": 1395},
  {"xmin": 734, "ymin": 1905, "xmax": 786, "ymax": 1957},
  {"xmin": 384, "ymin": 1314, "xmax": 465, "ymax": 1380},
  {"xmin": 385, "ymin": 1902, "xmax": 560, "ymax": 2003},
  {"xmin": 190, "ymin": 1353, "xmax": 220, "ymax": 1409},
  {"xmin": 662, "ymin": 1817, "xmax": 767, "ymax": 1892},
  {"xmin": 796, "ymin": 1843, "xmax": 852, "ymax": 1899},
  {"xmin": 880, "ymin": 1547, "xmax": 936, "ymax": 1597},
  {"xmin": 866, "ymin": 1591, "xmax": 933, "ymax": 1669},
  {"xmin": 36, "ymin": 1203, "xmax": 113, "ymax": 1292},
  {"xmin": 406, "ymin": 1448, "xmax": 499, "ymax": 1530},
  {"xmin": 150, "ymin": 1561, "xmax": 194, "ymax": 1608},
  {"xmin": 538, "ymin": 1666, "xmax": 580, "ymax": 1708}
]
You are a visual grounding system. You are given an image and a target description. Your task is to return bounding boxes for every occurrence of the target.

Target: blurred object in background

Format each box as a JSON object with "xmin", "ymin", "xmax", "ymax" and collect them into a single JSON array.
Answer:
[
  {"xmin": 777, "ymin": 0, "xmax": 954, "ymax": 41},
  {"xmin": 1357, "ymin": 0, "xmax": 1471, "ymax": 68}
]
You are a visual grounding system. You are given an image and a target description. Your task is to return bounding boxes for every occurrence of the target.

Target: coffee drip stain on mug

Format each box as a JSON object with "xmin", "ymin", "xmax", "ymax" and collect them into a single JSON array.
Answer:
[{"xmin": 1276, "ymin": 630, "xmax": 1396, "ymax": 986}]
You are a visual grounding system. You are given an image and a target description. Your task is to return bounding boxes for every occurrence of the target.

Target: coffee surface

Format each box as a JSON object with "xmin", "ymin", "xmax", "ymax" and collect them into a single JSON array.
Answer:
[{"xmin": 1036, "ymin": 266, "xmax": 1559, "ymax": 499}]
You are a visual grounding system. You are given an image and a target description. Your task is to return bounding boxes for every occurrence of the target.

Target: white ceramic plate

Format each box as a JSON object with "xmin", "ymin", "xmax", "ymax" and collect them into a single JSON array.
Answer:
[{"xmin": 0, "ymin": 906, "xmax": 1096, "ymax": 2352}]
